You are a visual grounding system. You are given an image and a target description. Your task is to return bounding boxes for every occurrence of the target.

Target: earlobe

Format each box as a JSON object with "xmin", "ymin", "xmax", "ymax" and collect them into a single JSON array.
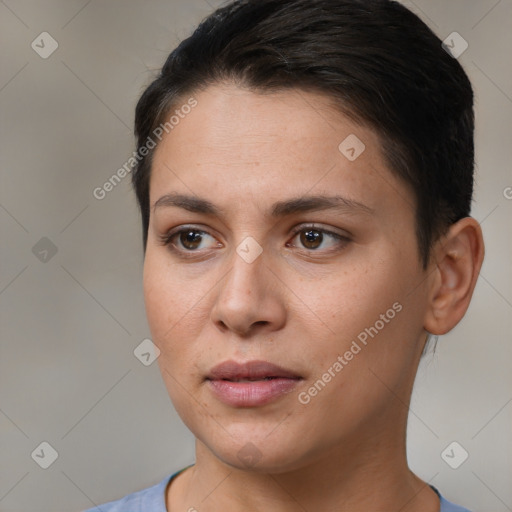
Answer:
[{"xmin": 424, "ymin": 217, "xmax": 485, "ymax": 335}]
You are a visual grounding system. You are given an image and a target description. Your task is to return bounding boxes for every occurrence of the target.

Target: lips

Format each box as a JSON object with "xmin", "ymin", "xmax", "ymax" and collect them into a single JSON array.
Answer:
[
  {"xmin": 206, "ymin": 360, "xmax": 302, "ymax": 407},
  {"xmin": 206, "ymin": 360, "xmax": 301, "ymax": 381}
]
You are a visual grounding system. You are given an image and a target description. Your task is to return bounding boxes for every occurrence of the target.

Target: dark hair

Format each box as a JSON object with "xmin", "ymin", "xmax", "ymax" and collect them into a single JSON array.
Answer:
[{"xmin": 133, "ymin": 0, "xmax": 474, "ymax": 268}]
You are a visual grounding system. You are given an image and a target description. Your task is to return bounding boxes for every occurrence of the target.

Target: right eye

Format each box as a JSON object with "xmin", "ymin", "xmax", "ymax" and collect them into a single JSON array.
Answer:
[{"xmin": 159, "ymin": 226, "xmax": 223, "ymax": 255}]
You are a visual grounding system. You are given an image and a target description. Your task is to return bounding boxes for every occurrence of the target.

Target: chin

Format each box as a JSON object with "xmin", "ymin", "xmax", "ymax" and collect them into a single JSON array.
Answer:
[{"xmin": 197, "ymin": 425, "xmax": 314, "ymax": 474}]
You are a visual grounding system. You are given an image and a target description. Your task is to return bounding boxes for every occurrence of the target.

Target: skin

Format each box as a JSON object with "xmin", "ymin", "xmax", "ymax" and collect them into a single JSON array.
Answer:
[{"xmin": 142, "ymin": 83, "xmax": 484, "ymax": 512}]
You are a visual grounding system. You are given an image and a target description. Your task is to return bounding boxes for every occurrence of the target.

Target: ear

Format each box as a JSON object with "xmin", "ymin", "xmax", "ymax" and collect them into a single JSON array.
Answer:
[{"xmin": 423, "ymin": 217, "xmax": 485, "ymax": 335}]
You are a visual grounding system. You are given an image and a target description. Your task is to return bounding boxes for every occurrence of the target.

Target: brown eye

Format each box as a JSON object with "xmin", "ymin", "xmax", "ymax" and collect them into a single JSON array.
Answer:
[
  {"xmin": 289, "ymin": 225, "xmax": 348, "ymax": 252},
  {"xmin": 179, "ymin": 230, "xmax": 204, "ymax": 250},
  {"xmin": 300, "ymin": 229, "xmax": 323, "ymax": 249},
  {"xmin": 159, "ymin": 227, "xmax": 221, "ymax": 254}
]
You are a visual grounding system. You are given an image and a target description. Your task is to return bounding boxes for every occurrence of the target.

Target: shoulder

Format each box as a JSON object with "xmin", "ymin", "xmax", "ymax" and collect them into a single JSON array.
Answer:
[
  {"xmin": 433, "ymin": 486, "xmax": 472, "ymax": 512},
  {"xmin": 439, "ymin": 495, "xmax": 473, "ymax": 512},
  {"xmin": 81, "ymin": 474, "xmax": 172, "ymax": 512}
]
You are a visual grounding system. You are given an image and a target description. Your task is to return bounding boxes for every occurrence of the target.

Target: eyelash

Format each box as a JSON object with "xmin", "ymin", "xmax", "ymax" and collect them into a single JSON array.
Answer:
[{"xmin": 158, "ymin": 224, "xmax": 350, "ymax": 258}]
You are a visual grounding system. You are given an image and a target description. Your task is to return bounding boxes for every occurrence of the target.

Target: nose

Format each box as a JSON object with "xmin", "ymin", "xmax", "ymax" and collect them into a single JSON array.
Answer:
[{"xmin": 210, "ymin": 244, "xmax": 287, "ymax": 338}]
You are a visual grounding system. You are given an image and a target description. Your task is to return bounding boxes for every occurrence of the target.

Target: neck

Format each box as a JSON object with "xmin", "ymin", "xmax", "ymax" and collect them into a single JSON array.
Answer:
[{"xmin": 168, "ymin": 420, "xmax": 439, "ymax": 512}]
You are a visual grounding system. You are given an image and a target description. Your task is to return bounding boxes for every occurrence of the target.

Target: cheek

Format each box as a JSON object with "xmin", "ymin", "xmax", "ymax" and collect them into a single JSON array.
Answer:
[
  {"xmin": 304, "ymin": 248, "xmax": 424, "ymax": 376},
  {"xmin": 143, "ymin": 250, "xmax": 202, "ymax": 337},
  {"xmin": 143, "ymin": 250, "xmax": 221, "ymax": 378},
  {"xmin": 143, "ymin": 252, "xmax": 194, "ymax": 373},
  {"xmin": 308, "ymin": 260, "xmax": 402, "ymax": 334},
  {"xmin": 144, "ymin": 263, "xmax": 206, "ymax": 422}
]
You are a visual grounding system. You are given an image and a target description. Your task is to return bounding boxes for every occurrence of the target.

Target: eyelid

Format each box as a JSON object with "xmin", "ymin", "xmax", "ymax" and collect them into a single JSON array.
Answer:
[
  {"xmin": 157, "ymin": 225, "xmax": 220, "ymax": 248},
  {"xmin": 289, "ymin": 222, "xmax": 351, "ymax": 239}
]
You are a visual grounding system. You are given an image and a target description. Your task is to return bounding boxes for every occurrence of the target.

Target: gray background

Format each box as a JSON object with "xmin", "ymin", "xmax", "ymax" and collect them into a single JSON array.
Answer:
[{"xmin": 0, "ymin": 1, "xmax": 511, "ymax": 511}]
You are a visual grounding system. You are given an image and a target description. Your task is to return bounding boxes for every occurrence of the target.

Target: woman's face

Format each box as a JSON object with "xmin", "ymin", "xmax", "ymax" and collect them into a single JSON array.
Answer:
[{"xmin": 143, "ymin": 84, "xmax": 431, "ymax": 472}]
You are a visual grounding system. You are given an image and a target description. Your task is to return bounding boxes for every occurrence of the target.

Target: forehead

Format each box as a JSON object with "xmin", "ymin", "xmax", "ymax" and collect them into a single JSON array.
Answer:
[{"xmin": 149, "ymin": 84, "xmax": 412, "ymax": 218}]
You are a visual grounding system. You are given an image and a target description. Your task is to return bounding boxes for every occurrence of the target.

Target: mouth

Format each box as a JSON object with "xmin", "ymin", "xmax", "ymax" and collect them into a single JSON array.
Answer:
[
  {"xmin": 216, "ymin": 376, "xmax": 282, "ymax": 382},
  {"xmin": 206, "ymin": 359, "xmax": 302, "ymax": 381},
  {"xmin": 205, "ymin": 360, "xmax": 303, "ymax": 407}
]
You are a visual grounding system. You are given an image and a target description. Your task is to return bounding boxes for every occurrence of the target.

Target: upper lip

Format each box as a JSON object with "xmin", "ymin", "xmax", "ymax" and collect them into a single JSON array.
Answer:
[{"xmin": 206, "ymin": 360, "xmax": 302, "ymax": 381}]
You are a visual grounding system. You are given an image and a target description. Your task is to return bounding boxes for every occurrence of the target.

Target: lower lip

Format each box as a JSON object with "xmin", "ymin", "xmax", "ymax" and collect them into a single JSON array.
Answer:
[{"xmin": 207, "ymin": 378, "xmax": 301, "ymax": 407}]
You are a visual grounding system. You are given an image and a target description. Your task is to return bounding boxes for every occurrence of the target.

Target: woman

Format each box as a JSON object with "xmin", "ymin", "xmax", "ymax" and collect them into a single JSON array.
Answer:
[{"xmin": 85, "ymin": 0, "xmax": 484, "ymax": 510}]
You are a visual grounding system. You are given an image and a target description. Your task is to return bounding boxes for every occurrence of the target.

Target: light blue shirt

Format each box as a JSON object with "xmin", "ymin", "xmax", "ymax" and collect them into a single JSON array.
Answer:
[{"xmin": 83, "ymin": 467, "xmax": 472, "ymax": 512}]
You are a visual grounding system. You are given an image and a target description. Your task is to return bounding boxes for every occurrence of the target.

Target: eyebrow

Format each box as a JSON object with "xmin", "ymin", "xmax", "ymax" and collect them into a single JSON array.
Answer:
[{"xmin": 152, "ymin": 193, "xmax": 375, "ymax": 218}]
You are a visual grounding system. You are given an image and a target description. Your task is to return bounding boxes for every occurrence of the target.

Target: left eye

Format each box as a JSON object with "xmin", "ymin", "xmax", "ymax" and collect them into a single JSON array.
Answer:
[{"xmin": 288, "ymin": 227, "xmax": 347, "ymax": 251}]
